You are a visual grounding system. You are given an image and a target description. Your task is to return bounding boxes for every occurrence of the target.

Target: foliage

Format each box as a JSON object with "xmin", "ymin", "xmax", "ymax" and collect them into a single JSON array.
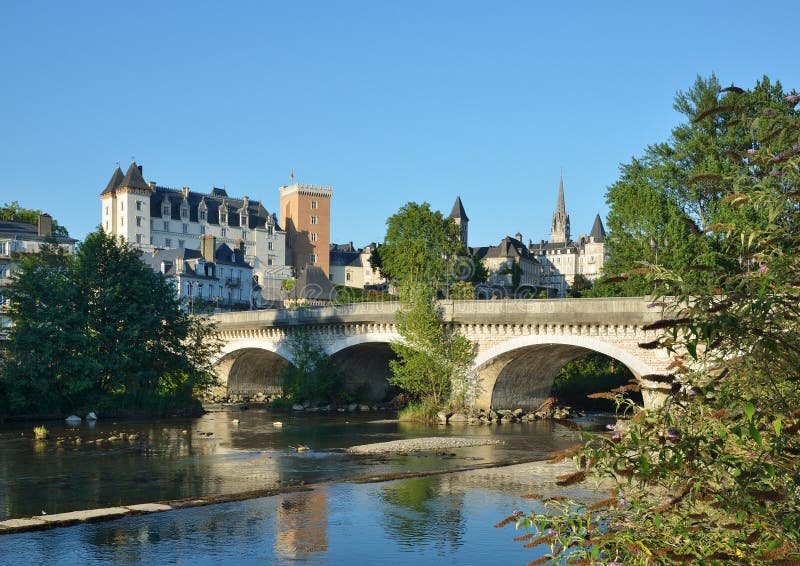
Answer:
[
  {"xmin": 281, "ymin": 329, "xmax": 344, "ymax": 405},
  {"xmin": 567, "ymin": 274, "xmax": 593, "ymax": 298},
  {"xmin": 503, "ymin": 82, "xmax": 800, "ymax": 563},
  {"xmin": 552, "ymin": 353, "xmax": 639, "ymax": 411},
  {"xmin": 281, "ymin": 279, "xmax": 296, "ymax": 291},
  {"xmin": 0, "ymin": 201, "xmax": 69, "ymax": 236},
  {"xmin": 449, "ymin": 280, "xmax": 475, "ymax": 300},
  {"xmin": 397, "ymin": 402, "xmax": 439, "ymax": 423},
  {"xmin": 389, "ymin": 283, "xmax": 475, "ymax": 410},
  {"xmin": 597, "ymin": 75, "xmax": 791, "ymax": 296},
  {"xmin": 377, "ymin": 202, "xmax": 464, "ymax": 288},
  {"xmin": 32, "ymin": 425, "xmax": 48, "ymax": 440},
  {"xmin": 1, "ymin": 230, "xmax": 220, "ymax": 416},
  {"xmin": 333, "ymin": 285, "xmax": 393, "ymax": 303}
]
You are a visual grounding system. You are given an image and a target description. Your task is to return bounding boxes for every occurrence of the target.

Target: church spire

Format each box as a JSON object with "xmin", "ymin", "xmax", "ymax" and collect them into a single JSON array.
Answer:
[{"xmin": 550, "ymin": 174, "xmax": 571, "ymax": 244}]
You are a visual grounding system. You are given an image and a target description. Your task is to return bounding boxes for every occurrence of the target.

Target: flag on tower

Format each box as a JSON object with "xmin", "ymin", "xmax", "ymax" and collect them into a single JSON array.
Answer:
[{"xmin": 290, "ymin": 171, "xmax": 294, "ymax": 181}]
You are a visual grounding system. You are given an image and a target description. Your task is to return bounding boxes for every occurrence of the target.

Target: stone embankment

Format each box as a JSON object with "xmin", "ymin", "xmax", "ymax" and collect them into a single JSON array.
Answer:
[{"xmin": 346, "ymin": 436, "xmax": 503, "ymax": 454}]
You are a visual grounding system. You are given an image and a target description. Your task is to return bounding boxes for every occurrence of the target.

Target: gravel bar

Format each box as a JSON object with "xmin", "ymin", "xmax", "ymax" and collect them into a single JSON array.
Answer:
[{"xmin": 346, "ymin": 436, "xmax": 503, "ymax": 454}]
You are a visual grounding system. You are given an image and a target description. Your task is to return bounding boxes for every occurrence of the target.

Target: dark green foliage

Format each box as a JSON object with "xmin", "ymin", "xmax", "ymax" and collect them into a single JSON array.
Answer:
[
  {"xmin": 332, "ymin": 285, "xmax": 393, "ymax": 303},
  {"xmin": 551, "ymin": 353, "xmax": 638, "ymax": 410},
  {"xmin": 281, "ymin": 329, "xmax": 345, "ymax": 405},
  {"xmin": 567, "ymin": 274, "xmax": 592, "ymax": 298},
  {"xmin": 1, "ymin": 230, "xmax": 220, "ymax": 416},
  {"xmin": 0, "ymin": 201, "xmax": 69, "ymax": 236}
]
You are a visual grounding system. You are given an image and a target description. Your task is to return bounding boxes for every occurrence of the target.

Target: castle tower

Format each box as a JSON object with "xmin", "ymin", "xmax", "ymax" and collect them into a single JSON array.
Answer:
[
  {"xmin": 100, "ymin": 162, "xmax": 153, "ymax": 248},
  {"xmin": 279, "ymin": 183, "xmax": 333, "ymax": 276},
  {"xmin": 449, "ymin": 196, "xmax": 469, "ymax": 247},
  {"xmin": 550, "ymin": 175, "xmax": 571, "ymax": 244}
]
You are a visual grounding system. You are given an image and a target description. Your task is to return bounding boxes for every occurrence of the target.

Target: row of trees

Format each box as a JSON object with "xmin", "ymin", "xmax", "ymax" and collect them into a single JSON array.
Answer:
[
  {"xmin": 1, "ymin": 230, "xmax": 219, "ymax": 417},
  {"xmin": 504, "ymin": 78, "xmax": 800, "ymax": 562}
]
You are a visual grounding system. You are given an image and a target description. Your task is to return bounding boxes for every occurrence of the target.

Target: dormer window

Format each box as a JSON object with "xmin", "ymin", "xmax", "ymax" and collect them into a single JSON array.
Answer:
[
  {"xmin": 220, "ymin": 207, "xmax": 228, "ymax": 224},
  {"xmin": 199, "ymin": 210, "xmax": 207, "ymax": 222},
  {"xmin": 162, "ymin": 201, "xmax": 170, "ymax": 217},
  {"xmin": 180, "ymin": 202, "xmax": 189, "ymax": 220}
]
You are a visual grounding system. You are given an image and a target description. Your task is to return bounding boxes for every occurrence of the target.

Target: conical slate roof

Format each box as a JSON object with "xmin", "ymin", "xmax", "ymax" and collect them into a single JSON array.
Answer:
[
  {"xmin": 120, "ymin": 162, "xmax": 150, "ymax": 191},
  {"xmin": 101, "ymin": 166, "xmax": 124, "ymax": 196},
  {"xmin": 556, "ymin": 175, "xmax": 566, "ymax": 214},
  {"xmin": 449, "ymin": 196, "xmax": 469, "ymax": 221},
  {"xmin": 589, "ymin": 214, "xmax": 606, "ymax": 243},
  {"xmin": 288, "ymin": 266, "xmax": 338, "ymax": 301}
]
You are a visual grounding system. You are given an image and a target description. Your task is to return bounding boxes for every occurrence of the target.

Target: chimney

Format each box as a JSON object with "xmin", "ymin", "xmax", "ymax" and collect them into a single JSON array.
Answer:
[
  {"xmin": 515, "ymin": 232, "xmax": 523, "ymax": 242},
  {"xmin": 138, "ymin": 165, "xmax": 143, "ymax": 174},
  {"xmin": 38, "ymin": 214, "xmax": 53, "ymax": 237},
  {"xmin": 201, "ymin": 234, "xmax": 216, "ymax": 263},
  {"xmin": 236, "ymin": 238, "xmax": 245, "ymax": 259}
]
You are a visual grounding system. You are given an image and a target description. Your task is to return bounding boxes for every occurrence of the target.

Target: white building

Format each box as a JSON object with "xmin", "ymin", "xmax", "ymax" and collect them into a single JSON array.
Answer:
[
  {"xmin": 329, "ymin": 242, "xmax": 385, "ymax": 289},
  {"xmin": 100, "ymin": 162, "xmax": 291, "ymax": 303},
  {"xmin": 140, "ymin": 235, "xmax": 257, "ymax": 312}
]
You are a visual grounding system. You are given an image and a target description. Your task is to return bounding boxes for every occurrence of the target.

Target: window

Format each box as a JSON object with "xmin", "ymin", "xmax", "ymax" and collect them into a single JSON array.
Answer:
[
  {"xmin": 163, "ymin": 221, "xmax": 169, "ymax": 231},
  {"xmin": 0, "ymin": 242, "xmax": 7, "ymax": 255},
  {"xmin": 311, "ymin": 200, "xmax": 318, "ymax": 210},
  {"xmin": 105, "ymin": 206, "xmax": 109, "ymax": 216},
  {"xmin": 178, "ymin": 240, "xmax": 185, "ymax": 249},
  {"xmin": 181, "ymin": 205, "xmax": 189, "ymax": 219},
  {"xmin": 199, "ymin": 210, "xmax": 207, "ymax": 222},
  {"xmin": 165, "ymin": 238, "xmax": 172, "ymax": 247},
  {"xmin": 220, "ymin": 209, "xmax": 228, "ymax": 224},
  {"xmin": 346, "ymin": 272, "xmax": 351, "ymax": 281},
  {"xmin": 200, "ymin": 226, "xmax": 206, "ymax": 235},
  {"xmin": 309, "ymin": 253, "xmax": 316, "ymax": 264},
  {"xmin": 268, "ymin": 241, "xmax": 273, "ymax": 251},
  {"xmin": 311, "ymin": 232, "xmax": 318, "ymax": 242},
  {"xmin": 136, "ymin": 201, "xmax": 142, "ymax": 211},
  {"xmin": 162, "ymin": 204, "xmax": 170, "ymax": 217},
  {"xmin": 136, "ymin": 216, "xmax": 142, "ymax": 227},
  {"xmin": 136, "ymin": 234, "xmax": 142, "ymax": 244},
  {"xmin": 267, "ymin": 226, "xmax": 273, "ymax": 235},
  {"xmin": 182, "ymin": 223, "xmax": 188, "ymax": 234},
  {"xmin": 242, "ymin": 231, "xmax": 247, "ymax": 240},
  {"xmin": 221, "ymin": 228, "xmax": 227, "ymax": 238},
  {"xmin": 267, "ymin": 258, "xmax": 273, "ymax": 266},
  {"xmin": 120, "ymin": 217, "xmax": 124, "ymax": 227},
  {"xmin": 310, "ymin": 215, "xmax": 318, "ymax": 225},
  {"xmin": 121, "ymin": 201, "xmax": 124, "ymax": 211}
]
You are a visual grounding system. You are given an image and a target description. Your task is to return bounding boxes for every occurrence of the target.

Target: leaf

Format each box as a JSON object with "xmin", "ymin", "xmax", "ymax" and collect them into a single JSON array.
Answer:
[
  {"xmin": 745, "ymin": 402, "xmax": 755, "ymax": 422},
  {"xmin": 773, "ymin": 418, "xmax": 782, "ymax": 436},
  {"xmin": 748, "ymin": 423, "xmax": 762, "ymax": 446}
]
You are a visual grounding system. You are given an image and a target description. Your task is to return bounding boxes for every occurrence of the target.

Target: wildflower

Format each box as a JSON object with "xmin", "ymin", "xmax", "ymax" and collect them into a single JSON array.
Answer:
[
  {"xmin": 606, "ymin": 423, "xmax": 617, "ymax": 431},
  {"xmin": 758, "ymin": 264, "xmax": 768, "ymax": 274},
  {"xmin": 785, "ymin": 94, "xmax": 800, "ymax": 105},
  {"xmin": 747, "ymin": 148, "xmax": 757, "ymax": 155},
  {"xmin": 611, "ymin": 433, "xmax": 621, "ymax": 442}
]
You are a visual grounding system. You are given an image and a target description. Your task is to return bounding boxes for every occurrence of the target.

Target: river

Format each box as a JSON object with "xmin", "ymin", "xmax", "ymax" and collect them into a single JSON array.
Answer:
[{"xmin": 0, "ymin": 407, "xmax": 611, "ymax": 564}]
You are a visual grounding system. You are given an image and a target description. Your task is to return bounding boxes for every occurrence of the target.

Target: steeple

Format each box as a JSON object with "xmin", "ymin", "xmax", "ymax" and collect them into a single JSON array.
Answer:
[
  {"xmin": 449, "ymin": 196, "xmax": 469, "ymax": 247},
  {"xmin": 550, "ymin": 174, "xmax": 570, "ymax": 243}
]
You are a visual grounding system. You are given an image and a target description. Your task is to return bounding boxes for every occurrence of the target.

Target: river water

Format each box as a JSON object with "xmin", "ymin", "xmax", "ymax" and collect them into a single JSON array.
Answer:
[{"xmin": 0, "ymin": 407, "xmax": 610, "ymax": 564}]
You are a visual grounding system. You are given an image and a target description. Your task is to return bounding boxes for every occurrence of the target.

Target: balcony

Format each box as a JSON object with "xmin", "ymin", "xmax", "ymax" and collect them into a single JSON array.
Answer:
[{"xmin": 225, "ymin": 277, "xmax": 242, "ymax": 288}]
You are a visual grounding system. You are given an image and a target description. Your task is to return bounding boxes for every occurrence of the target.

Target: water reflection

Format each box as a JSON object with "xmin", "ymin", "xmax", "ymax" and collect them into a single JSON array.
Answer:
[
  {"xmin": 0, "ymin": 408, "xmax": 611, "ymax": 521},
  {"xmin": 276, "ymin": 491, "xmax": 328, "ymax": 561}
]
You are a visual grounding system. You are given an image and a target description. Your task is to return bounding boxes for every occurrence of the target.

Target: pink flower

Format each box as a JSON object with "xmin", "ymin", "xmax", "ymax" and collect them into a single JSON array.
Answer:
[
  {"xmin": 747, "ymin": 149, "xmax": 757, "ymax": 155},
  {"xmin": 758, "ymin": 264, "xmax": 768, "ymax": 274}
]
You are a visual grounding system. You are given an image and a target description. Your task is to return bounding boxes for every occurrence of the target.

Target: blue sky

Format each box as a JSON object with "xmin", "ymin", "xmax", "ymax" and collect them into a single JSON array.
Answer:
[{"xmin": 1, "ymin": 1, "xmax": 797, "ymax": 248}]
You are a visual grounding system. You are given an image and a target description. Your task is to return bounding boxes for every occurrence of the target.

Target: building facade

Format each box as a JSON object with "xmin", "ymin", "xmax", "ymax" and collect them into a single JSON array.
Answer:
[
  {"xmin": 100, "ymin": 162, "xmax": 291, "ymax": 303},
  {"xmin": 329, "ymin": 242, "xmax": 385, "ymax": 289}
]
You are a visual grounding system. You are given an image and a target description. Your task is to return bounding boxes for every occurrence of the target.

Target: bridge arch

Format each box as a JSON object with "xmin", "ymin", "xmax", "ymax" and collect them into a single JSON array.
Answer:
[
  {"xmin": 473, "ymin": 334, "xmax": 657, "ymax": 410},
  {"xmin": 213, "ymin": 340, "xmax": 294, "ymax": 397}
]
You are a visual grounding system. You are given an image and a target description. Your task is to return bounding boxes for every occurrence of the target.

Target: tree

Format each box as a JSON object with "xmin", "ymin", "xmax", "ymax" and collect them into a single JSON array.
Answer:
[
  {"xmin": 281, "ymin": 329, "xmax": 344, "ymax": 404},
  {"xmin": 389, "ymin": 283, "xmax": 474, "ymax": 410},
  {"xmin": 2, "ymin": 230, "xmax": 219, "ymax": 415},
  {"xmin": 0, "ymin": 201, "xmax": 69, "ymax": 236},
  {"xmin": 503, "ymin": 82, "xmax": 800, "ymax": 563},
  {"xmin": 598, "ymin": 75, "xmax": 791, "ymax": 296},
  {"xmin": 567, "ymin": 273, "xmax": 592, "ymax": 298},
  {"xmin": 378, "ymin": 202, "xmax": 464, "ymax": 289}
]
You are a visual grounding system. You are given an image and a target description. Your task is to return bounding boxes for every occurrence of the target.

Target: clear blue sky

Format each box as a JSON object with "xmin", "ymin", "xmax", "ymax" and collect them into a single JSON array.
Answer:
[{"xmin": 1, "ymin": 1, "xmax": 797, "ymax": 248}]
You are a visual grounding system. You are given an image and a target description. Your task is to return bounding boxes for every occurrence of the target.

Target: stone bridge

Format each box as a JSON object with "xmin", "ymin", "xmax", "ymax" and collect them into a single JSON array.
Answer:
[{"xmin": 211, "ymin": 298, "xmax": 674, "ymax": 410}]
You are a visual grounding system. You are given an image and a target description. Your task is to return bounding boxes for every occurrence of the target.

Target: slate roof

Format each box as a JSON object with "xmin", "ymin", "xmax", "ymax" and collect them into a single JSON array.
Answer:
[
  {"xmin": 141, "ymin": 242, "xmax": 250, "ymax": 277},
  {"xmin": 472, "ymin": 235, "xmax": 537, "ymax": 262},
  {"xmin": 288, "ymin": 265, "xmax": 338, "ymax": 301},
  {"xmin": 119, "ymin": 162, "xmax": 150, "ymax": 191},
  {"xmin": 589, "ymin": 214, "xmax": 606, "ymax": 243},
  {"xmin": 449, "ymin": 196, "xmax": 469, "ymax": 222},
  {"xmin": 0, "ymin": 219, "xmax": 76, "ymax": 245},
  {"xmin": 101, "ymin": 166, "xmax": 125, "ymax": 196}
]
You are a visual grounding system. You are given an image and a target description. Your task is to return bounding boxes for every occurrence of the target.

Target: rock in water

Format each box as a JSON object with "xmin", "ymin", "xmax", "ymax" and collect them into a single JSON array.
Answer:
[
  {"xmin": 86, "ymin": 412, "xmax": 98, "ymax": 421},
  {"xmin": 65, "ymin": 415, "xmax": 81, "ymax": 425}
]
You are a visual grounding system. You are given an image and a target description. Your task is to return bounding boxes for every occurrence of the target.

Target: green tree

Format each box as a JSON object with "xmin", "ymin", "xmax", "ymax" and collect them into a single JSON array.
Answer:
[
  {"xmin": 2, "ymin": 230, "xmax": 219, "ymax": 415},
  {"xmin": 0, "ymin": 201, "xmax": 69, "ymax": 236},
  {"xmin": 281, "ymin": 328, "xmax": 343, "ymax": 404},
  {"xmin": 377, "ymin": 202, "xmax": 464, "ymax": 288},
  {"xmin": 598, "ymin": 75, "xmax": 791, "ymax": 296},
  {"xmin": 567, "ymin": 273, "xmax": 592, "ymax": 298},
  {"xmin": 504, "ymin": 82, "xmax": 800, "ymax": 563},
  {"xmin": 389, "ymin": 283, "xmax": 474, "ymax": 410}
]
